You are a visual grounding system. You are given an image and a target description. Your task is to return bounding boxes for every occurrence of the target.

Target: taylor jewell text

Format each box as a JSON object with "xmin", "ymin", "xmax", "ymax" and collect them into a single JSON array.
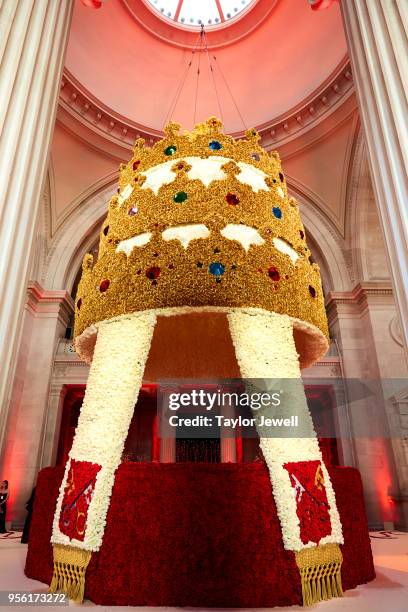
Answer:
[{"xmin": 167, "ymin": 414, "xmax": 299, "ymax": 429}]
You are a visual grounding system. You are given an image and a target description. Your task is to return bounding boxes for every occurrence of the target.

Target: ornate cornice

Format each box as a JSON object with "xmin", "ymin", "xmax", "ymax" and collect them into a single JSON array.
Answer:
[
  {"xmin": 26, "ymin": 282, "xmax": 74, "ymax": 321},
  {"xmin": 259, "ymin": 59, "xmax": 354, "ymax": 149},
  {"xmin": 326, "ymin": 281, "xmax": 394, "ymax": 312},
  {"xmin": 58, "ymin": 58, "xmax": 354, "ymax": 152}
]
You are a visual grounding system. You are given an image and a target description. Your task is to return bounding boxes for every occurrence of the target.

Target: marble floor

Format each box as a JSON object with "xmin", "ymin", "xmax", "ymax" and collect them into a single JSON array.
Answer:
[{"xmin": 0, "ymin": 532, "xmax": 407, "ymax": 611}]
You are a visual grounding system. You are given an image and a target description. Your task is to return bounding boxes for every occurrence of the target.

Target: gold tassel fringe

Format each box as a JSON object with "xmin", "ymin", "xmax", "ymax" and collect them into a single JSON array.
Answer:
[
  {"xmin": 295, "ymin": 543, "xmax": 343, "ymax": 607},
  {"xmin": 49, "ymin": 544, "xmax": 92, "ymax": 604}
]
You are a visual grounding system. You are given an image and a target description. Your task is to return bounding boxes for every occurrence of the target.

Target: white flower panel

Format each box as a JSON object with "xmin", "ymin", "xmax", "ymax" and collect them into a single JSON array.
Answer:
[
  {"xmin": 116, "ymin": 232, "xmax": 152, "ymax": 256},
  {"xmin": 220, "ymin": 224, "xmax": 265, "ymax": 251},
  {"xmin": 162, "ymin": 224, "xmax": 210, "ymax": 248}
]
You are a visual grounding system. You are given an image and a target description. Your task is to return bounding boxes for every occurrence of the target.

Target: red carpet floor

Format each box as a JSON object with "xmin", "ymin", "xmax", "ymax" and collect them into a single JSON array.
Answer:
[{"xmin": 25, "ymin": 463, "xmax": 375, "ymax": 607}]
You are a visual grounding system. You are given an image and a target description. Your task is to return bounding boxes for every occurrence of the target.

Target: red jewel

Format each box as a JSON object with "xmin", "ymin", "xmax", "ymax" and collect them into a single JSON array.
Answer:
[
  {"xmin": 77, "ymin": 298, "xmax": 82, "ymax": 310},
  {"xmin": 268, "ymin": 267, "xmax": 280, "ymax": 281},
  {"xmin": 99, "ymin": 279, "xmax": 110, "ymax": 292},
  {"xmin": 300, "ymin": 230, "xmax": 304, "ymax": 239},
  {"xmin": 146, "ymin": 266, "xmax": 160, "ymax": 280},
  {"xmin": 178, "ymin": 163, "xmax": 184, "ymax": 170},
  {"xmin": 133, "ymin": 160, "xmax": 140, "ymax": 170},
  {"xmin": 226, "ymin": 193, "xmax": 240, "ymax": 206},
  {"xmin": 309, "ymin": 285, "xmax": 316, "ymax": 298}
]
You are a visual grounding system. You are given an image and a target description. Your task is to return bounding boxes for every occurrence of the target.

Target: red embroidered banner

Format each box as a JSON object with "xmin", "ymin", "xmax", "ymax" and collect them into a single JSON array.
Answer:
[
  {"xmin": 284, "ymin": 460, "xmax": 332, "ymax": 544},
  {"xmin": 59, "ymin": 459, "xmax": 101, "ymax": 541}
]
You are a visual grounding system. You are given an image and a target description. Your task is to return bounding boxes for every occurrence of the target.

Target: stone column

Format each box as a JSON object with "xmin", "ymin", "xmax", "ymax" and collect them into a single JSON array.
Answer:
[
  {"xmin": 160, "ymin": 437, "xmax": 176, "ymax": 463},
  {"xmin": 220, "ymin": 399, "xmax": 237, "ymax": 463},
  {"xmin": 341, "ymin": 1, "xmax": 408, "ymax": 356},
  {"xmin": 0, "ymin": 0, "xmax": 74, "ymax": 452},
  {"xmin": 159, "ymin": 389, "xmax": 176, "ymax": 462},
  {"xmin": 0, "ymin": 283, "xmax": 73, "ymax": 526}
]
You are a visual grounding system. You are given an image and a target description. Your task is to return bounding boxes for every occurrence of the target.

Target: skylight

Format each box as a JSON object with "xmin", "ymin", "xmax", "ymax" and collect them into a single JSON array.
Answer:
[{"xmin": 145, "ymin": 0, "xmax": 256, "ymax": 28}]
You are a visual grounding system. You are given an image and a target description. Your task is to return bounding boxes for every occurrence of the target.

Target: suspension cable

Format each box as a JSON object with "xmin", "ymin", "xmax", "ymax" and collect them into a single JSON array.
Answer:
[
  {"xmin": 202, "ymin": 28, "xmax": 224, "ymax": 125},
  {"xmin": 162, "ymin": 30, "xmax": 202, "ymax": 128},
  {"xmin": 162, "ymin": 25, "xmax": 248, "ymax": 133},
  {"xmin": 211, "ymin": 53, "xmax": 248, "ymax": 132},
  {"xmin": 193, "ymin": 27, "xmax": 204, "ymax": 126}
]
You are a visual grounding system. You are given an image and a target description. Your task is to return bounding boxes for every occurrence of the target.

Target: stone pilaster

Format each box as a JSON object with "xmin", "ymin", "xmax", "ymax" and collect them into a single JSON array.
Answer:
[
  {"xmin": 0, "ymin": 0, "xmax": 74, "ymax": 454},
  {"xmin": 341, "ymin": 1, "xmax": 408, "ymax": 357},
  {"xmin": 220, "ymin": 399, "xmax": 237, "ymax": 463},
  {"xmin": 327, "ymin": 282, "xmax": 407, "ymax": 529},
  {"xmin": 0, "ymin": 283, "xmax": 73, "ymax": 526},
  {"xmin": 160, "ymin": 437, "xmax": 176, "ymax": 463}
]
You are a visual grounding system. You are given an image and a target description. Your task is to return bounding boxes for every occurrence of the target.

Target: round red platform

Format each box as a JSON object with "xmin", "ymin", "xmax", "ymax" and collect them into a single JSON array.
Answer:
[{"xmin": 25, "ymin": 463, "xmax": 375, "ymax": 607}]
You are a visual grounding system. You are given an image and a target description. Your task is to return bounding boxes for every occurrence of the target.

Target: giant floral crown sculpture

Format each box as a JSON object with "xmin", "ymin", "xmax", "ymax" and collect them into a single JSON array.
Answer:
[
  {"xmin": 75, "ymin": 117, "xmax": 328, "ymax": 367},
  {"xmin": 50, "ymin": 119, "xmax": 343, "ymax": 607}
]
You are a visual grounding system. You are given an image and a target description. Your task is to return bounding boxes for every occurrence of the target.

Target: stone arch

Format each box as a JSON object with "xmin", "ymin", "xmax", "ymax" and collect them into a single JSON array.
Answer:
[
  {"xmin": 43, "ymin": 177, "xmax": 117, "ymax": 293},
  {"xmin": 288, "ymin": 181, "xmax": 352, "ymax": 294},
  {"xmin": 347, "ymin": 131, "xmax": 390, "ymax": 283}
]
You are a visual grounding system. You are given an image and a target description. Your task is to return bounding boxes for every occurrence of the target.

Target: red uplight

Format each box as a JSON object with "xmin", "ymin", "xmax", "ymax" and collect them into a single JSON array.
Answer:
[
  {"xmin": 81, "ymin": 0, "xmax": 103, "ymax": 9},
  {"xmin": 309, "ymin": 0, "xmax": 339, "ymax": 11}
]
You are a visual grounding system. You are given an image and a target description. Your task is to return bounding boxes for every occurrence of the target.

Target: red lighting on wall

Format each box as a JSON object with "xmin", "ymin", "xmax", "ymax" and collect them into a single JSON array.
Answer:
[
  {"xmin": 309, "ymin": 0, "xmax": 339, "ymax": 10},
  {"xmin": 81, "ymin": 0, "xmax": 103, "ymax": 9}
]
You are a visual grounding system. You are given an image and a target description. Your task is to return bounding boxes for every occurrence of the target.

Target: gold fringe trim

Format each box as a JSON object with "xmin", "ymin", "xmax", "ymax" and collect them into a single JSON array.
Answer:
[
  {"xmin": 295, "ymin": 543, "xmax": 343, "ymax": 607},
  {"xmin": 49, "ymin": 544, "xmax": 92, "ymax": 604}
]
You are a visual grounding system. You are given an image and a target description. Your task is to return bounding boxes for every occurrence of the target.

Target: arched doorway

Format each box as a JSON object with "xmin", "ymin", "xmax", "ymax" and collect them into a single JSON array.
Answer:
[{"xmin": 56, "ymin": 384, "xmax": 340, "ymax": 467}]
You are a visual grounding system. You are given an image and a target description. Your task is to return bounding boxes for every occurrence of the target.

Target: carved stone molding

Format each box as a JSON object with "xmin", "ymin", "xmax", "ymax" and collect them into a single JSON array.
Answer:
[
  {"xmin": 390, "ymin": 314, "xmax": 404, "ymax": 348},
  {"xmin": 259, "ymin": 60, "xmax": 354, "ymax": 149},
  {"xmin": 326, "ymin": 281, "xmax": 394, "ymax": 319},
  {"xmin": 25, "ymin": 281, "xmax": 74, "ymax": 325},
  {"xmin": 58, "ymin": 58, "xmax": 354, "ymax": 152}
]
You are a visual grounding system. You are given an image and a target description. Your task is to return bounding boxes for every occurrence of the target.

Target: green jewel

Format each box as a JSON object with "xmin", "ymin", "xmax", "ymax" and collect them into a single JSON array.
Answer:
[
  {"xmin": 164, "ymin": 145, "xmax": 177, "ymax": 156},
  {"xmin": 173, "ymin": 191, "xmax": 188, "ymax": 203}
]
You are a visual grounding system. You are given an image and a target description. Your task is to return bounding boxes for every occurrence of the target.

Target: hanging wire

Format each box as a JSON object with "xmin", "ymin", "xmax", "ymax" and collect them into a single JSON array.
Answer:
[
  {"xmin": 162, "ymin": 30, "xmax": 203, "ymax": 128},
  {"xmin": 162, "ymin": 25, "xmax": 248, "ymax": 133},
  {"xmin": 193, "ymin": 26, "xmax": 204, "ymax": 126},
  {"xmin": 202, "ymin": 28, "xmax": 224, "ymax": 124},
  {"xmin": 211, "ymin": 53, "xmax": 248, "ymax": 132}
]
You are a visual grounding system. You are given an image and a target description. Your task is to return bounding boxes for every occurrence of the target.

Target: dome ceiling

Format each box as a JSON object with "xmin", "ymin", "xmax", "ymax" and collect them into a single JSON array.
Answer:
[{"xmin": 65, "ymin": 0, "xmax": 348, "ymax": 134}]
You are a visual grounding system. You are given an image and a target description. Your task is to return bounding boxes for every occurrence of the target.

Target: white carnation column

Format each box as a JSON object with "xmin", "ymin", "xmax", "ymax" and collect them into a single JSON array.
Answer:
[
  {"xmin": 227, "ymin": 310, "xmax": 343, "ymax": 551},
  {"xmin": 52, "ymin": 312, "xmax": 157, "ymax": 551},
  {"xmin": 0, "ymin": 0, "xmax": 73, "ymax": 451},
  {"xmin": 341, "ymin": 1, "xmax": 408, "ymax": 357}
]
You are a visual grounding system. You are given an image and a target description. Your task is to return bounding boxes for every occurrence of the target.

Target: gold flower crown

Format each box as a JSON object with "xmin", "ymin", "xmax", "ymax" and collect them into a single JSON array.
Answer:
[{"xmin": 74, "ymin": 117, "xmax": 329, "ymax": 367}]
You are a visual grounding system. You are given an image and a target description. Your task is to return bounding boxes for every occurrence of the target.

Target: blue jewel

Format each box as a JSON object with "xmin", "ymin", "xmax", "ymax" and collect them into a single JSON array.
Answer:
[
  {"xmin": 209, "ymin": 140, "xmax": 222, "ymax": 150},
  {"xmin": 209, "ymin": 262, "xmax": 225, "ymax": 276},
  {"xmin": 273, "ymin": 207, "xmax": 282, "ymax": 219}
]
